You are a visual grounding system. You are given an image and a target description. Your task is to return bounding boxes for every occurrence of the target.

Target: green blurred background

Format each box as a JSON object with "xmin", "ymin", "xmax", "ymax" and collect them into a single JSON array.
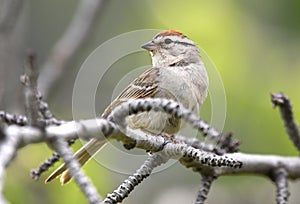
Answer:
[{"xmin": 2, "ymin": 0, "xmax": 300, "ymax": 203}]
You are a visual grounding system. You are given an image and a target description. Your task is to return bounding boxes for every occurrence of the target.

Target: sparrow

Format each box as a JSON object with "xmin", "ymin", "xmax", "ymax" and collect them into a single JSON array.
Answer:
[{"xmin": 45, "ymin": 30, "xmax": 209, "ymax": 184}]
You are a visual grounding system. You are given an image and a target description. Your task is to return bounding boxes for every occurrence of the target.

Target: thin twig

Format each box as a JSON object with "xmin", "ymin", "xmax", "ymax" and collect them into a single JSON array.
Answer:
[
  {"xmin": 194, "ymin": 175, "xmax": 216, "ymax": 204},
  {"xmin": 30, "ymin": 91, "xmax": 67, "ymax": 179},
  {"xmin": 0, "ymin": 0, "xmax": 24, "ymax": 109},
  {"xmin": 30, "ymin": 152, "xmax": 60, "ymax": 181},
  {"xmin": 271, "ymin": 93, "xmax": 300, "ymax": 152},
  {"xmin": 104, "ymin": 154, "xmax": 169, "ymax": 204},
  {"xmin": 271, "ymin": 167, "xmax": 290, "ymax": 204},
  {"xmin": 216, "ymin": 132, "xmax": 240, "ymax": 153},
  {"xmin": 36, "ymin": 91, "xmax": 55, "ymax": 120},
  {"xmin": 0, "ymin": 111, "xmax": 27, "ymax": 126},
  {"xmin": 30, "ymin": 138, "xmax": 76, "ymax": 180},
  {"xmin": 0, "ymin": 125, "xmax": 20, "ymax": 204},
  {"xmin": 21, "ymin": 51, "xmax": 40, "ymax": 127},
  {"xmin": 38, "ymin": 0, "xmax": 106, "ymax": 97},
  {"xmin": 50, "ymin": 138, "xmax": 101, "ymax": 204}
]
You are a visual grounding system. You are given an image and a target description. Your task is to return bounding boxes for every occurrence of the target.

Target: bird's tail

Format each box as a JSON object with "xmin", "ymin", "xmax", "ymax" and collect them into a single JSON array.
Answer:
[{"xmin": 45, "ymin": 138, "xmax": 106, "ymax": 185}]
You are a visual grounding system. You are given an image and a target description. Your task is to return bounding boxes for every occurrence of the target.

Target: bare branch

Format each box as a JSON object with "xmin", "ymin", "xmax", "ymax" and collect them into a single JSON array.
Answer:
[
  {"xmin": 271, "ymin": 93, "xmax": 300, "ymax": 152},
  {"xmin": 36, "ymin": 91, "xmax": 56, "ymax": 121},
  {"xmin": 194, "ymin": 175, "xmax": 215, "ymax": 204},
  {"xmin": 216, "ymin": 132, "xmax": 240, "ymax": 153},
  {"xmin": 271, "ymin": 167, "xmax": 290, "ymax": 204},
  {"xmin": 104, "ymin": 154, "xmax": 169, "ymax": 204},
  {"xmin": 30, "ymin": 139, "xmax": 76, "ymax": 180},
  {"xmin": 185, "ymin": 153, "xmax": 300, "ymax": 179},
  {"xmin": 21, "ymin": 51, "xmax": 40, "ymax": 127},
  {"xmin": 30, "ymin": 151, "xmax": 60, "ymax": 180},
  {"xmin": 0, "ymin": 111, "xmax": 27, "ymax": 126},
  {"xmin": 1, "ymin": 97, "xmax": 300, "ymax": 203},
  {"xmin": 5, "ymin": 118, "xmax": 119, "ymax": 148},
  {"xmin": 38, "ymin": 0, "xmax": 106, "ymax": 97},
  {"xmin": 50, "ymin": 138, "xmax": 101, "ymax": 204},
  {"xmin": 0, "ymin": 125, "xmax": 20, "ymax": 204},
  {"xmin": 0, "ymin": 0, "xmax": 24, "ymax": 109}
]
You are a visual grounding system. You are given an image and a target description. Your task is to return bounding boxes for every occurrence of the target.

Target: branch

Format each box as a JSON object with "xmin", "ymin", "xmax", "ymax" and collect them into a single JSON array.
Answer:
[
  {"xmin": 38, "ymin": 0, "xmax": 106, "ymax": 97},
  {"xmin": 271, "ymin": 93, "xmax": 300, "ymax": 152},
  {"xmin": 0, "ymin": 124, "xmax": 20, "ymax": 204},
  {"xmin": 183, "ymin": 153, "xmax": 300, "ymax": 179},
  {"xmin": 20, "ymin": 52, "xmax": 40, "ymax": 127},
  {"xmin": 271, "ymin": 167, "xmax": 290, "ymax": 204},
  {"xmin": 5, "ymin": 118, "xmax": 119, "ymax": 148},
  {"xmin": 0, "ymin": 111, "xmax": 27, "ymax": 126},
  {"xmin": 0, "ymin": 98, "xmax": 243, "ymax": 203},
  {"xmin": 194, "ymin": 175, "xmax": 215, "ymax": 204},
  {"xmin": 1, "ymin": 97, "xmax": 300, "ymax": 203},
  {"xmin": 104, "ymin": 154, "xmax": 169, "ymax": 204},
  {"xmin": 50, "ymin": 138, "xmax": 101, "ymax": 204}
]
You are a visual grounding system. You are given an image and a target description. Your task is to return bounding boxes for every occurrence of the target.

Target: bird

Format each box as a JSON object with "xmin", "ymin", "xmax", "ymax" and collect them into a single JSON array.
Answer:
[{"xmin": 45, "ymin": 30, "xmax": 209, "ymax": 185}]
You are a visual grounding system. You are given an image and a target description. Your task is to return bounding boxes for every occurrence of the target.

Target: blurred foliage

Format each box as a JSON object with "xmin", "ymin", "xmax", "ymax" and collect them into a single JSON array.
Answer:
[{"xmin": 3, "ymin": 0, "xmax": 300, "ymax": 203}]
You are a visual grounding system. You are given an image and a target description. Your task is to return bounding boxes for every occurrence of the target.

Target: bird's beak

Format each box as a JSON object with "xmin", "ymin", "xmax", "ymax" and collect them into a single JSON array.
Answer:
[{"xmin": 141, "ymin": 41, "xmax": 157, "ymax": 51}]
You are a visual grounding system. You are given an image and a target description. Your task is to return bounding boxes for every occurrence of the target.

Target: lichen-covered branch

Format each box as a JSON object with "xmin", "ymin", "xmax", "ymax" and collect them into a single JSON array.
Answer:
[
  {"xmin": 194, "ymin": 175, "xmax": 216, "ymax": 204},
  {"xmin": 50, "ymin": 138, "xmax": 101, "ymax": 204},
  {"xmin": 104, "ymin": 154, "xmax": 169, "ymax": 204},
  {"xmin": 30, "ymin": 151, "xmax": 60, "ymax": 180},
  {"xmin": 271, "ymin": 167, "xmax": 290, "ymax": 204},
  {"xmin": 200, "ymin": 153, "xmax": 300, "ymax": 178},
  {"xmin": 1, "ymin": 96, "xmax": 300, "ymax": 203},
  {"xmin": 271, "ymin": 93, "xmax": 300, "ymax": 152},
  {"xmin": 0, "ymin": 111, "xmax": 27, "ymax": 126},
  {"xmin": 0, "ymin": 125, "xmax": 20, "ymax": 204}
]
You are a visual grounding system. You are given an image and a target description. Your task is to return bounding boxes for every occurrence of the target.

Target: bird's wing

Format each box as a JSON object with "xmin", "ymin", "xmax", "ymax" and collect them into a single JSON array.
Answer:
[{"xmin": 101, "ymin": 67, "xmax": 159, "ymax": 118}]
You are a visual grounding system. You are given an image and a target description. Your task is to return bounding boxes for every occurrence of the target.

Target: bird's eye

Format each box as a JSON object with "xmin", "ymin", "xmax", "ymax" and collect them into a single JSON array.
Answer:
[{"xmin": 164, "ymin": 38, "xmax": 172, "ymax": 44}]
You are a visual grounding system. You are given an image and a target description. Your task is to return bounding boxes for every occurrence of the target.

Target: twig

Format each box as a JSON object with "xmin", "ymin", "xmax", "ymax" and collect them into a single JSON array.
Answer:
[
  {"xmin": 36, "ymin": 91, "xmax": 55, "ymax": 120},
  {"xmin": 104, "ymin": 154, "xmax": 169, "ymax": 204},
  {"xmin": 0, "ymin": 111, "xmax": 27, "ymax": 126},
  {"xmin": 216, "ymin": 132, "xmax": 240, "ymax": 153},
  {"xmin": 0, "ymin": 0, "xmax": 24, "ymax": 109},
  {"xmin": 38, "ymin": 0, "xmax": 106, "ymax": 97},
  {"xmin": 271, "ymin": 93, "xmax": 300, "ymax": 152},
  {"xmin": 0, "ymin": 125, "xmax": 20, "ymax": 204},
  {"xmin": 30, "ymin": 91, "xmax": 66, "ymax": 179},
  {"xmin": 30, "ymin": 138, "xmax": 76, "ymax": 180},
  {"xmin": 30, "ymin": 152, "xmax": 60, "ymax": 181},
  {"xmin": 271, "ymin": 167, "xmax": 290, "ymax": 204},
  {"xmin": 21, "ymin": 51, "xmax": 40, "ymax": 127},
  {"xmin": 50, "ymin": 138, "xmax": 101, "ymax": 204},
  {"xmin": 194, "ymin": 175, "xmax": 216, "ymax": 204}
]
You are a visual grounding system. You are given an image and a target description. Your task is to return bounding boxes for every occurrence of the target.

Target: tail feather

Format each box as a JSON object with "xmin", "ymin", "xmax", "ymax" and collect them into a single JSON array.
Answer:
[{"xmin": 45, "ymin": 138, "xmax": 106, "ymax": 184}]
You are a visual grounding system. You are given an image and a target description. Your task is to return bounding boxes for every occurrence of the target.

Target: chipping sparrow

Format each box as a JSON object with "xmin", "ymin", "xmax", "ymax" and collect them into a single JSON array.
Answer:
[{"xmin": 45, "ymin": 30, "xmax": 209, "ymax": 184}]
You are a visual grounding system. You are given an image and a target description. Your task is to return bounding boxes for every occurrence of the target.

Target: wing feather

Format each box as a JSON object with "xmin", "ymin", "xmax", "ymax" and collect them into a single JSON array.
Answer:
[{"xmin": 101, "ymin": 68, "xmax": 159, "ymax": 118}]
